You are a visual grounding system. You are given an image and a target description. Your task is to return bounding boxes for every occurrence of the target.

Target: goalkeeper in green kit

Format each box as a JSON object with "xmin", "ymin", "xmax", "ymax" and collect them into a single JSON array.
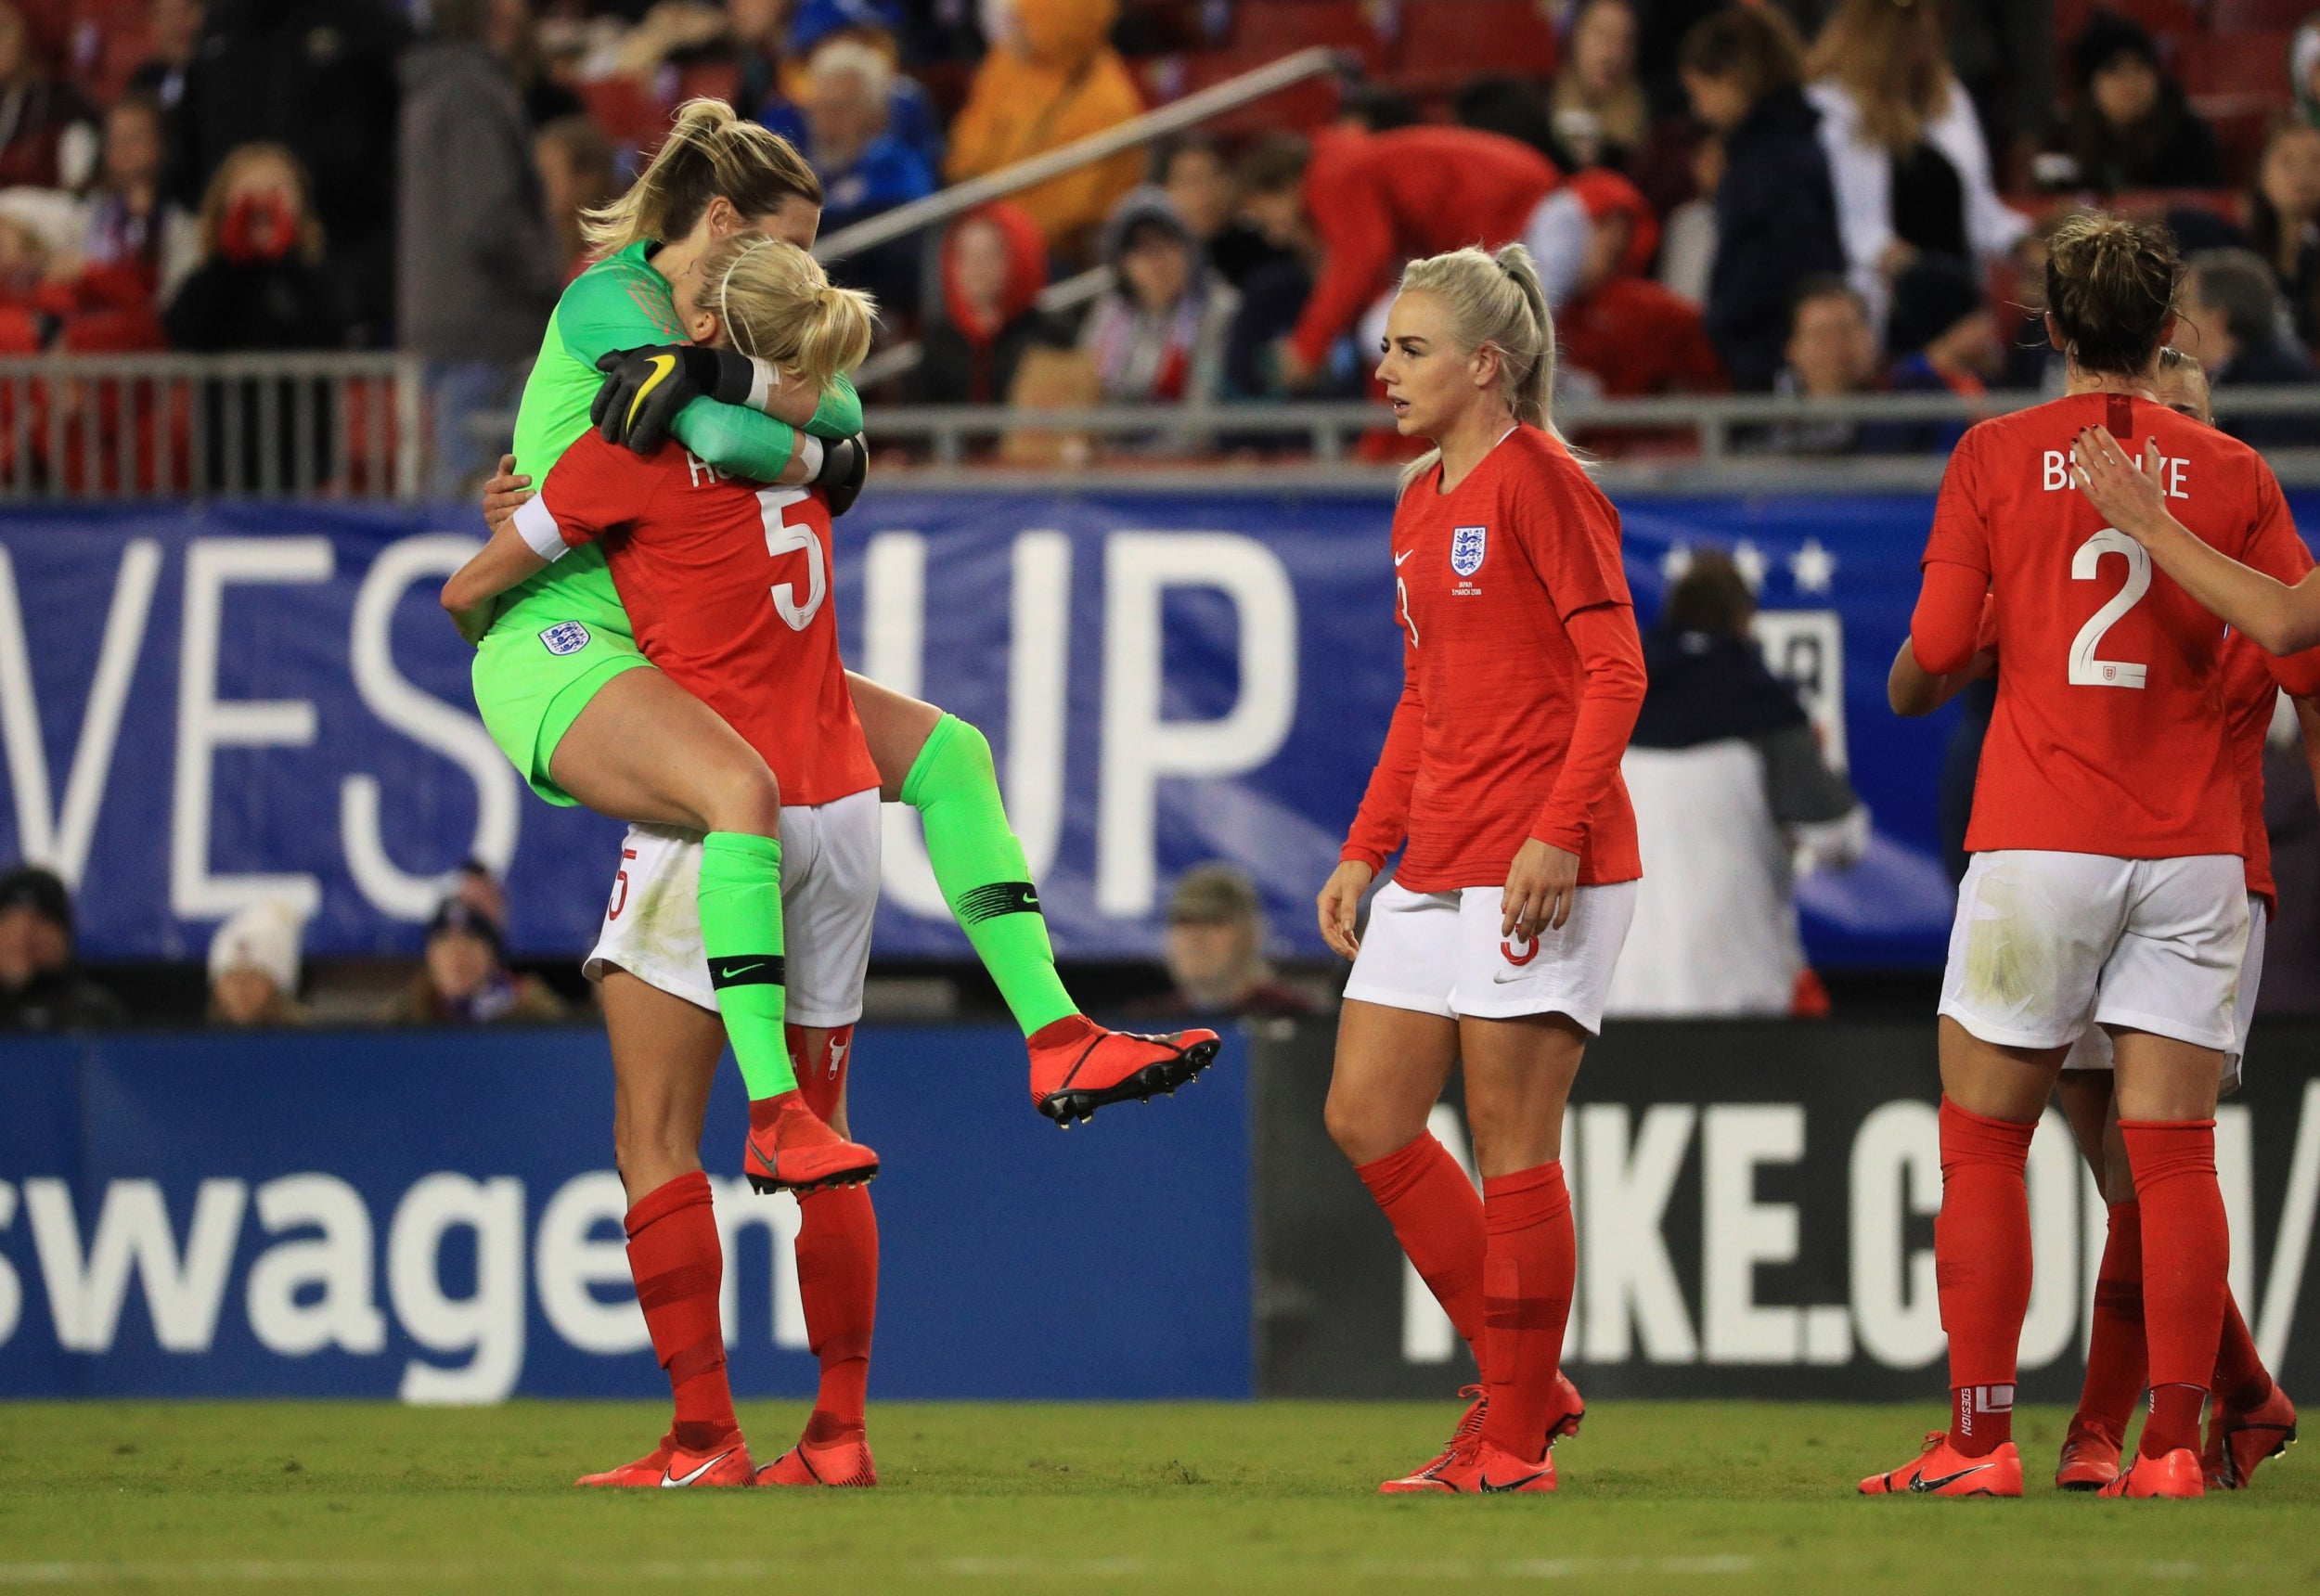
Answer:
[{"xmin": 470, "ymin": 101, "xmax": 1217, "ymax": 1188}]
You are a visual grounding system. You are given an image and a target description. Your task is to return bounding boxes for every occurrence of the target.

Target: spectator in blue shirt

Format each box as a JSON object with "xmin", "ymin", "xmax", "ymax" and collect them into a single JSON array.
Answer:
[
  {"xmin": 802, "ymin": 37, "xmax": 936, "ymax": 318},
  {"xmin": 761, "ymin": 0, "xmax": 944, "ymax": 178}
]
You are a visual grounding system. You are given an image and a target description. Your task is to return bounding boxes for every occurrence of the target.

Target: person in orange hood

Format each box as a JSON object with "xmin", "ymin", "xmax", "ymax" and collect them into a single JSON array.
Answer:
[
  {"xmin": 911, "ymin": 202, "xmax": 1060, "ymax": 405},
  {"xmin": 945, "ymin": 0, "xmax": 1144, "ymax": 260}
]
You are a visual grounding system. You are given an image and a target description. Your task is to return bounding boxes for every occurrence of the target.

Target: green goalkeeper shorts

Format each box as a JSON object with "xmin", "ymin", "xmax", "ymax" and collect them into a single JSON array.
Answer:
[{"xmin": 472, "ymin": 552, "xmax": 650, "ymax": 807}]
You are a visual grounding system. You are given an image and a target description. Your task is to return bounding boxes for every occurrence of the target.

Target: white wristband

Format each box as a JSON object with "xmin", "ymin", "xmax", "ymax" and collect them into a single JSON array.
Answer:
[
  {"xmin": 512, "ymin": 494, "xmax": 569, "ymax": 562},
  {"xmin": 746, "ymin": 357, "xmax": 782, "ymax": 414},
  {"xmin": 792, "ymin": 434, "xmax": 824, "ymax": 482}
]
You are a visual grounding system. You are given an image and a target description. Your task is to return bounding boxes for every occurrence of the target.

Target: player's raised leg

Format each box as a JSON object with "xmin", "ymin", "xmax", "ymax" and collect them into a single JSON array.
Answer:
[
  {"xmin": 758, "ymin": 1023, "xmax": 880, "ymax": 1487},
  {"xmin": 848, "ymin": 675, "xmax": 1218, "ymax": 1123},
  {"xmin": 552, "ymin": 669, "xmax": 875, "ymax": 1193},
  {"xmin": 578, "ymin": 972, "xmax": 754, "ymax": 1487}
]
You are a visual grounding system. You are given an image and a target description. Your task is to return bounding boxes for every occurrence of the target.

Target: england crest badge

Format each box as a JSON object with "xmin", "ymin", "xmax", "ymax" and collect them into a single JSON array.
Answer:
[
  {"xmin": 539, "ymin": 621, "xmax": 592, "ymax": 656},
  {"xmin": 1450, "ymin": 524, "xmax": 1488, "ymax": 577}
]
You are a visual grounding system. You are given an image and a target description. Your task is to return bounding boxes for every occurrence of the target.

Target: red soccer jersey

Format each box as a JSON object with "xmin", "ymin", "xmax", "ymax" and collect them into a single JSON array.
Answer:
[
  {"xmin": 1342, "ymin": 426, "xmax": 1645, "ymax": 891},
  {"xmin": 519, "ymin": 432, "xmax": 881, "ymax": 807},
  {"xmin": 1920, "ymin": 392, "xmax": 2316, "ymax": 858}
]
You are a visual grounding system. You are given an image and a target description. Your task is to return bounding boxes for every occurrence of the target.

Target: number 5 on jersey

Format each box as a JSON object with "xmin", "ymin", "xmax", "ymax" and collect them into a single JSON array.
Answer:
[
  {"xmin": 758, "ymin": 487, "xmax": 827, "ymax": 631},
  {"xmin": 2069, "ymin": 527, "xmax": 2149, "ymax": 689}
]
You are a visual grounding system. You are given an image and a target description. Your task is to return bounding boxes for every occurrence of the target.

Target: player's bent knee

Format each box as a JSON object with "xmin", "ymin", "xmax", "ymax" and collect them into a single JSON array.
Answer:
[
  {"xmin": 1323, "ymin": 1090, "xmax": 1415, "ymax": 1167},
  {"xmin": 702, "ymin": 756, "xmax": 783, "ymax": 837}
]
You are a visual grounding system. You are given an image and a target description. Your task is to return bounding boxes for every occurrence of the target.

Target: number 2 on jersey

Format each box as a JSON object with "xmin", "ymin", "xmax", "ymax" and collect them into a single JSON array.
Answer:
[
  {"xmin": 757, "ymin": 488, "xmax": 827, "ymax": 631},
  {"xmin": 2069, "ymin": 527, "xmax": 2149, "ymax": 689}
]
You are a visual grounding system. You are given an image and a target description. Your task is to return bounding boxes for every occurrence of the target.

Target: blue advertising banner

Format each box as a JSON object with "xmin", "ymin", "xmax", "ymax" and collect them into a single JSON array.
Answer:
[
  {"xmin": 0, "ymin": 1024, "xmax": 1252, "ymax": 1400},
  {"xmin": 1, "ymin": 487, "xmax": 2309, "ymax": 966}
]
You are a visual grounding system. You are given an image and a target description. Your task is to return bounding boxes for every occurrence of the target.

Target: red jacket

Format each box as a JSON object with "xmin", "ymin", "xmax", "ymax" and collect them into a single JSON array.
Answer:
[
  {"xmin": 1291, "ymin": 126, "xmax": 1557, "ymax": 367},
  {"xmin": 1556, "ymin": 277, "xmax": 1725, "ymax": 399}
]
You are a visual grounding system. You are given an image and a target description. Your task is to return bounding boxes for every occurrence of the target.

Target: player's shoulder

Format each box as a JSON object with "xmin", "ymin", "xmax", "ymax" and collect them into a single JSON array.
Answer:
[{"xmin": 1499, "ymin": 425, "xmax": 1611, "ymax": 508}]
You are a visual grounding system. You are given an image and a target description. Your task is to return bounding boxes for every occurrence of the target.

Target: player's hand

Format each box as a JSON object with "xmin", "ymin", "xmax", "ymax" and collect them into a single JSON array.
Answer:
[
  {"xmin": 1316, "ymin": 860, "xmax": 1373, "ymax": 961},
  {"xmin": 482, "ymin": 455, "xmax": 532, "ymax": 533},
  {"xmin": 2070, "ymin": 426, "xmax": 2168, "ymax": 539},
  {"xmin": 815, "ymin": 433, "xmax": 869, "ymax": 516},
  {"xmin": 1502, "ymin": 838, "xmax": 1580, "ymax": 939},
  {"xmin": 592, "ymin": 344, "xmax": 754, "ymax": 454}
]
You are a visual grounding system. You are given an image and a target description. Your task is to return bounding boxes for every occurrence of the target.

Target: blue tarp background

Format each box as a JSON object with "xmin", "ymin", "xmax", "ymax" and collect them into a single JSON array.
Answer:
[{"xmin": 0, "ymin": 487, "xmax": 2306, "ymax": 967}]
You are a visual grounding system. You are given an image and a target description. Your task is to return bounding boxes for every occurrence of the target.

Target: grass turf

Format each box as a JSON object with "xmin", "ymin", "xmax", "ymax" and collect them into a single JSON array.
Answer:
[{"xmin": 0, "ymin": 1400, "xmax": 2312, "ymax": 1593}]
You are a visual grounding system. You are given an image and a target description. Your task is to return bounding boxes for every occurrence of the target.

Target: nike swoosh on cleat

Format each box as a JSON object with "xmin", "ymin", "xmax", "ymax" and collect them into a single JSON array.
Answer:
[
  {"xmin": 662, "ymin": 1448, "xmax": 736, "ymax": 1487},
  {"xmin": 1478, "ymin": 1470, "xmax": 1549, "ymax": 1492},
  {"xmin": 1908, "ymin": 1463, "xmax": 1992, "ymax": 1492}
]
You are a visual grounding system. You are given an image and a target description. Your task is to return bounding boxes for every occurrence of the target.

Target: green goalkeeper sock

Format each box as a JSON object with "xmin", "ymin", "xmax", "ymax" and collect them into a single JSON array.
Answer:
[
  {"xmin": 698, "ymin": 831, "xmax": 797, "ymax": 1100},
  {"xmin": 902, "ymin": 714, "xmax": 1080, "ymax": 1037}
]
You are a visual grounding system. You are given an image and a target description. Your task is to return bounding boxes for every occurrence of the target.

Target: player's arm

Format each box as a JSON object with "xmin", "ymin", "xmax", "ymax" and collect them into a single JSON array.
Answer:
[
  {"xmin": 2074, "ymin": 424, "xmax": 2320, "ymax": 655},
  {"xmin": 1512, "ymin": 599, "xmax": 1646, "ymax": 938},
  {"xmin": 1890, "ymin": 592, "xmax": 1995, "ymax": 714},
  {"xmin": 441, "ymin": 440, "xmax": 637, "ymax": 640},
  {"xmin": 441, "ymin": 515, "xmax": 551, "ymax": 644},
  {"xmin": 2300, "ymin": 698, "xmax": 2320, "ymax": 824}
]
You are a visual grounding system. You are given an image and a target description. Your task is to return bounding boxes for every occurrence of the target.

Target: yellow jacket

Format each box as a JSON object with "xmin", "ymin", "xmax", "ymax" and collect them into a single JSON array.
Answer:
[{"xmin": 945, "ymin": 0, "xmax": 1145, "ymax": 257}]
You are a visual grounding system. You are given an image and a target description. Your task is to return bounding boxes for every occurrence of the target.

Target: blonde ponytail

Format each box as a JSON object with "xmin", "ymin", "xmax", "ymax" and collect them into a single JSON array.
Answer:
[
  {"xmin": 697, "ymin": 236, "xmax": 877, "ymax": 393},
  {"xmin": 582, "ymin": 98, "xmax": 823, "ymax": 257},
  {"xmin": 1392, "ymin": 242, "xmax": 1572, "ymax": 493}
]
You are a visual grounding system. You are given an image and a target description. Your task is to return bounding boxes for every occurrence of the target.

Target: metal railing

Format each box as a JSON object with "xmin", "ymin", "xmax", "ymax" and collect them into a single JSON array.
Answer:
[{"xmin": 0, "ymin": 353, "xmax": 422, "ymax": 499}]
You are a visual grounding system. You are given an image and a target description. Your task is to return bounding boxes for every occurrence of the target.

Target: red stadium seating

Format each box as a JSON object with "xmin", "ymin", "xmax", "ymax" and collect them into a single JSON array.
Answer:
[
  {"xmin": 1390, "ymin": 0, "xmax": 1559, "ymax": 92},
  {"xmin": 2207, "ymin": 0, "xmax": 2320, "ymax": 34},
  {"xmin": 2172, "ymin": 31, "xmax": 2299, "ymax": 98},
  {"xmin": 1148, "ymin": 48, "xmax": 1345, "ymax": 135},
  {"xmin": 1231, "ymin": 1, "xmax": 1389, "ymax": 71},
  {"xmin": 2053, "ymin": 0, "xmax": 2202, "ymax": 51}
]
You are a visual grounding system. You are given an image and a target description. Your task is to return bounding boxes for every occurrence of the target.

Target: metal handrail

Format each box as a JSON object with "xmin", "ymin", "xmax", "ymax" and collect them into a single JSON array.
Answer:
[{"xmin": 813, "ymin": 46, "xmax": 1344, "ymax": 264}]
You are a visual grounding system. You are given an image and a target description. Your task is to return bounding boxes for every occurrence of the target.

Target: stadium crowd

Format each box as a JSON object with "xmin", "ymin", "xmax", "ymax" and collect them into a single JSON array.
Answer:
[{"xmin": 0, "ymin": 0, "xmax": 2301, "ymax": 475}]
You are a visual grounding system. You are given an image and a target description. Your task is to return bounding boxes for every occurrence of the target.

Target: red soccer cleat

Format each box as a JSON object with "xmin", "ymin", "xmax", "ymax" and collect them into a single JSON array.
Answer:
[
  {"xmin": 1381, "ymin": 1436, "xmax": 1556, "ymax": 1494},
  {"xmin": 2204, "ymin": 1382, "xmax": 2296, "ymax": 1490},
  {"xmin": 1398, "ymin": 1370, "xmax": 1584, "ymax": 1488},
  {"xmin": 575, "ymin": 1431, "xmax": 753, "ymax": 1488},
  {"xmin": 742, "ymin": 1089, "xmax": 878, "ymax": 1196},
  {"xmin": 754, "ymin": 1433, "xmax": 878, "ymax": 1488},
  {"xmin": 1027, "ymin": 1015, "xmax": 1220, "ymax": 1126},
  {"xmin": 1858, "ymin": 1433, "xmax": 2023, "ymax": 1497},
  {"xmin": 2099, "ymin": 1447, "xmax": 2205, "ymax": 1499},
  {"xmin": 2056, "ymin": 1415, "xmax": 2123, "ymax": 1491}
]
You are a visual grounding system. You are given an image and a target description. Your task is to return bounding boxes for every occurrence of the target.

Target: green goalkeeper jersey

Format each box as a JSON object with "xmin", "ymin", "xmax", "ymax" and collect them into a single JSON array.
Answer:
[{"xmin": 491, "ymin": 240, "xmax": 862, "ymax": 640}]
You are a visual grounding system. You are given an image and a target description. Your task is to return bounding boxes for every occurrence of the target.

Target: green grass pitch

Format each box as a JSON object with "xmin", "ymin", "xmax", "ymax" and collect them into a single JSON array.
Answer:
[{"xmin": 0, "ymin": 1400, "xmax": 2313, "ymax": 1593}]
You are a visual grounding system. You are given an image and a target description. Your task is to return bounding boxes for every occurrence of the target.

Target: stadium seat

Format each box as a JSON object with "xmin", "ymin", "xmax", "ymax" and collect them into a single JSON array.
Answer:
[
  {"xmin": 1149, "ymin": 49, "xmax": 1344, "ymax": 134},
  {"xmin": 2208, "ymin": 0, "xmax": 2319, "ymax": 34},
  {"xmin": 2172, "ymin": 32, "xmax": 2299, "ymax": 98},
  {"xmin": 1231, "ymin": 1, "xmax": 1389, "ymax": 71},
  {"xmin": 576, "ymin": 75, "xmax": 677, "ymax": 151},
  {"xmin": 1390, "ymin": 0, "xmax": 1559, "ymax": 92}
]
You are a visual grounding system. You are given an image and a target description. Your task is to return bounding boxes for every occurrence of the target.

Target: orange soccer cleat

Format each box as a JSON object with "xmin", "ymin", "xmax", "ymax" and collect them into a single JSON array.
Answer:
[
  {"xmin": 742, "ymin": 1090, "xmax": 879, "ymax": 1196},
  {"xmin": 2204, "ymin": 1382, "xmax": 2296, "ymax": 1490},
  {"xmin": 2099, "ymin": 1447, "xmax": 2204, "ymax": 1499},
  {"xmin": 575, "ymin": 1432, "xmax": 754, "ymax": 1488},
  {"xmin": 1027, "ymin": 1016, "xmax": 1220, "ymax": 1126},
  {"xmin": 754, "ymin": 1432, "xmax": 878, "ymax": 1488},
  {"xmin": 1858, "ymin": 1433, "xmax": 2023, "ymax": 1497},
  {"xmin": 1380, "ymin": 1436, "xmax": 1556, "ymax": 1495},
  {"xmin": 2056, "ymin": 1416, "xmax": 2124, "ymax": 1491},
  {"xmin": 1388, "ymin": 1371, "xmax": 1584, "ymax": 1492}
]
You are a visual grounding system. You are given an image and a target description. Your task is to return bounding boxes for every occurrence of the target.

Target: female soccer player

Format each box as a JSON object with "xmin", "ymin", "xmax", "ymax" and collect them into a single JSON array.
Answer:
[
  {"xmin": 1886, "ymin": 353, "xmax": 2308, "ymax": 1494},
  {"xmin": 1862, "ymin": 214, "xmax": 2318, "ymax": 1501},
  {"xmin": 466, "ymin": 99, "xmax": 1215, "ymax": 1172},
  {"xmin": 450, "ymin": 238, "xmax": 887, "ymax": 1489},
  {"xmin": 1314, "ymin": 243, "xmax": 1644, "ymax": 1495}
]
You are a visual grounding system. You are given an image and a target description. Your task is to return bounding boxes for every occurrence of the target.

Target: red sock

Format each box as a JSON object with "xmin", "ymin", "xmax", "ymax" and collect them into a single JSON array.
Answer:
[
  {"xmin": 1354, "ymin": 1133, "xmax": 1487, "ymax": 1371},
  {"xmin": 625, "ymin": 1171, "xmax": 738, "ymax": 1452},
  {"xmin": 2121, "ymin": 1119, "xmax": 2227, "ymax": 1459},
  {"xmin": 786, "ymin": 1023, "xmax": 876, "ymax": 1442},
  {"xmin": 1475, "ymin": 1163, "xmax": 1575, "ymax": 1463},
  {"xmin": 1936, "ymin": 1097, "xmax": 2037, "ymax": 1457},
  {"xmin": 2073, "ymin": 1201, "xmax": 2146, "ymax": 1444},
  {"xmin": 2214, "ymin": 1294, "xmax": 2272, "ymax": 1409}
]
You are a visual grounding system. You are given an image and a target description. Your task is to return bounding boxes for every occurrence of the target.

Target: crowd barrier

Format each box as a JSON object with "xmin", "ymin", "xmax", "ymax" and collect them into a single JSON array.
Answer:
[
  {"xmin": 3, "ymin": 1019, "xmax": 2314, "ymax": 1403},
  {"xmin": 18, "ymin": 481, "xmax": 2285, "ymax": 968}
]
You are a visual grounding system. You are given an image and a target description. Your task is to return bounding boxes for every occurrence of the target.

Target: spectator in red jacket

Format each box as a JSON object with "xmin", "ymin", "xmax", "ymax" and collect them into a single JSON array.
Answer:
[
  {"xmin": 1236, "ymin": 124, "xmax": 1560, "ymax": 391},
  {"xmin": 910, "ymin": 202, "xmax": 1061, "ymax": 405},
  {"xmin": 1554, "ymin": 169, "xmax": 1728, "ymax": 403},
  {"xmin": 0, "ymin": 1, "xmax": 96, "ymax": 190}
]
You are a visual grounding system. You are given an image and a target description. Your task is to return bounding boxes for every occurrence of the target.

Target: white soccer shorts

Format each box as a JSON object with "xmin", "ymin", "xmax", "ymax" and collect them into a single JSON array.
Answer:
[
  {"xmin": 2061, "ymin": 893, "xmax": 2267, "ymax": 1086},
  {"xmin": 584, "ymin": 787, "xmax": 881, "ymax": 1028},
  {"xmin": 1939, "ymin": 850, "xmax": 2249, "ymax": 1054},
  {"xmin": 1342, "ymin": 879, "xmax": 1638, "ymax": 1034}
]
